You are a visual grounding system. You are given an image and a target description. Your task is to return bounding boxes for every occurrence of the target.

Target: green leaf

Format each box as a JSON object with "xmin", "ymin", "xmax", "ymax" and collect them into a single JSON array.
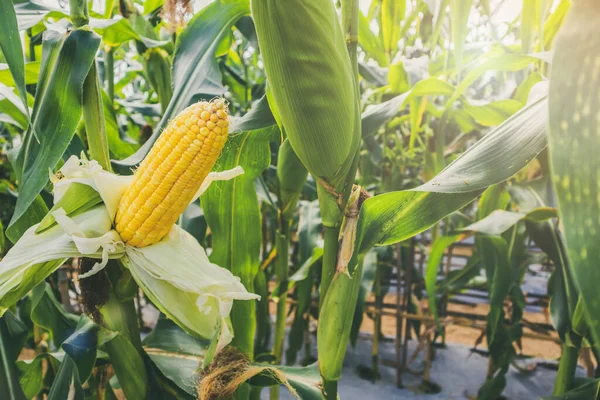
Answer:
[
  {"xmin": 543, "ymin": 0, "xmax": 570, "ymax": 50},
  {"xmin": 510, "ymin": 182, "xmax": 578, "ymax": 340},
  {"xmin": 477, "ymin": 235, "xmax": 511, "ymax": 343},
  {"xmin": 31, "ymin": 282, "xmax": 78, "ymax": 347},
  {"xmin": 0, "ymin": 219, "xmax": 4, "ymax": 257},
  {"xmin": 460, "ymin": 208, "xmax": 556, "ymax": 235},
  {"xmin": 0, "ymin": 61, "xmax": 41, "ymax": 86},
  {"xmin": 9, "ymin": 28, "xmax": 100, "ymax": 238},
  {"xmin": 90, "ymin": 17, "xmax": 169, "ymax": 48},
  {"xmin": 13, "ymin": 1, "xmax": 66, "ymax": 31},
  {"xmin": 5, "ymin": 194, "xmax": 47, "ymax": 243},
  {"xmin": 358, "ymin": 95, "xmax": 548, "ymax": 253},
  {"xmin": 143, "ymin": 317, "xmax": 209, "ymax": 356},
  {"xmin": 542, "ymin": 379, "xmax": 600, "ymax": 400},
  {"xmin": 61, "ymin": 316, "xmax": 99, "ymax": 384},
  {"xmin": 0, "ymin": 84, "xmax": 28, "ymax": 129},
  {"xmin": 361, "ymin": 77, "xmax": 455, "ymax": 138},
  {"xmin": 144, "ymin": 0, "xmax": 164, "ymax": 15},
  {"xmin": 381, "ymin": 0, "xmax": 405, "ymax": 55},
  {"xmin": 254, "ymin": 269, "xmax": 271, "ymax": 356},
  {"xmin": 358, "ymin": 62, "xmax": 388, "ymax": 86},
  {"xmin": 358, "ymin": 11, "xmax": 388, "ymax": 67},
  {"xmin": 47, "ymin": 355, "xmax": 83, "ymax": 400},
  {"xmin": 248, "ymin": 363, "xmax": 322, "ymax": 400},
  {"xmin": 437, "ymin": 252, "xmax": 481, "ymax": 294},
  {"xmin": 0, "ymin": 260, "xmax": 65, "ymax": 316},
  {"xmin": 425, "ymin": 234, "xmax": 462, "ymax": 331},
  {"xmin": 450, "ymin": 0, "xmax": 474, "ymax": 72},
  {"xmin": 82, "ymin": 63, "xmax": 111, "ymax": 170},
  {"xmin": 389, "ymin": 62, "xmax": 410, "ymax": 94},
  {"xmin": 202, "ymin": 126, "xmax": 277, "ymax": 355},
  {"xmin": 547, "ymin": 0, "xmax": 600, "ymax": 350},
  {"xmin": 521, "ymin": 0, "xmax": 540, "ymax": 53},
  {"xmin": 102, "ymin": 91, "xmax": 138, "ymax": 159},
  {"xmin": 16, "ymin": 354, "xmax": 44, "ymax": 398},
  {"xmin": 100, "ymin": 329, "xmax": 148, "ymax": 400},
  {"xmin": 36, "ymin": 183, "xmax": 103, "ymax": 234},
  {"xmin": 451, "ymin": 54, "xmax": 538, "ymax": 103},
  {"xmin": 477, "ymin": 372, "xmax": 507, "ymax": 400},
  {"xmin": 289, "ymin": 248, "xmax": 323, "ymax": 283},
  {"xmin": 0, "ymin": 0, "xmax": 29, "ymax": 112},
  {"xmin": 143, "ymin": 318, "xmax": 208, "ymax": 396},
  {"xmin": 514, "ymin": 72, "xmax": 544, "ymax": 104},
  {"xmin": 286, "ymin": 200, "xmax": 321, "ymax": 363},
  {"xmin": 117, "ymin": 0, "xmax": 251, "ymax": 168},
  {"xmin": 0, "ymin": 311, "xmax": 28, "ymax": 400},
  {"xmin": 180, "ymin": 202, "xmax": 207, "ymax": 245},
  {"xmin": 419, "ymin": 96, "xmax": 547, "ymax": 193},
  {"xmin": 462, "ymin": 99, "xmax": 523, "ymax": 127}
]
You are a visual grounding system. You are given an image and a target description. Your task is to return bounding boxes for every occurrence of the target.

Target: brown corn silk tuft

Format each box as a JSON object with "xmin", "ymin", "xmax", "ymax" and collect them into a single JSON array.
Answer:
[
  {"xmin": 115, "ymin": 99, "xmax": 229, "ymax": 247},
  {"xmin": 161, "ymin": 0, "xmax": 192, "ymax": 31},
  {"xmin": 198, "ymin": 347, "xmax": 251, "ymax": 400},
  {"xmin": 198, "ymin": 347, "xmax": 300, "ymax": 399}
]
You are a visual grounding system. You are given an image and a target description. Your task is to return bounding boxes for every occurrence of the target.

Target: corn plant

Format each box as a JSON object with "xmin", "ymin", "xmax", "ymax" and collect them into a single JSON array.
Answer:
[{"xmin": 0, "ymin": 0, "xmax": 597, "ymax": 399}]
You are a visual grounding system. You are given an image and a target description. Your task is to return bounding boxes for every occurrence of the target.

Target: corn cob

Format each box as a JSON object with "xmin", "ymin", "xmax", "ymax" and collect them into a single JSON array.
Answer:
[{"xmin": 115, "ymin": 99, "xmax": 229, "ymax": 247}]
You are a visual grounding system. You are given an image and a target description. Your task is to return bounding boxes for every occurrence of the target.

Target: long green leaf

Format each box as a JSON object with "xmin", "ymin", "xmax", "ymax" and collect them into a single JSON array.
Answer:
[
  {"xmin": 248, "ymin": 363, "xmax": 322, "ymax": 400},
  {"xmin": 0, "ymin": 61, "xmax": 40, "ymax": 86},
  {"xmin": 202, "ymin": 126, "xmax": 277, "ymax": 356},
  {"xmin": 547, "ymin": 0, "xmax": 600, "ymax": 348},
  {"xmin": 102, "ymin": 91, "xmax": 138, "ymax": 159},
  {"xmin": 100, "ymin": 329, "xmax": 147, "ymax": 400},
  {"xmin": 8, "ymin": 28, "xmax": 100, "ymax": 238},
  {"xmin": 61, "ymin": 316, "xmax": 99, "ymax": 384},
  {"xmin": 90, "ymin": 17, "xmax": 169, "ymax": 48},
  {"xmin": 542, "ymin": 379, "xmax": 600, "ymax": 400},
  {"xmin": 361, "ymin": 77, "xmax": 455, "ymax": 138},
  {"xmin": 31, "ymin": 282, "xmax": 78, "ymax": 347},
  {"xmin": 143, "ymin": 318, "xmax": 208, "ymax": 397},
  {"xmin": 357, "ymin": 11, "xmax": 388, "ymax": 66},
  {"xmin": 5, "ymin": 194, "xmax": 47, "ymax": 243},
  {"xmin": 0, "ymin": 311, "xmax": 28, "ymax": 400},
  {"xmin": 450, "ymin": 0, "xmax": 474, "ymax": 72},
  {"xmin": 47, "ymin": 355, "xmax": 83, "ymax": 400},
  {"xmin": 510, "ymin": 182, "xmax": 577, "ymax": 340},
  {"xmin": 16, "ymin": 354, "xmax": 44, "ymax": 398},
  {"xmin": 358, "ymin": 95, "xmax": 548, "ymax": 252},
  {"xmin": 425, "ymin": 234, "xmax": 462, "ymax": 331},
  {"xmin": 521, "ymin": 0, "xmax": 539, "ymax": 53},
  {"xmin": 0, "ymin": 0, "xmax": 28, "ymax": 112},
  {"xmin": 0, "ymin": 84, "xmax": 28, "ymax": 129},
  {"xmin": 381, "ymin": 0, "xmax": 405, "ymax": 56},
  {"xmin": 286, "ymin": 200, "xmax": 321, "ymax": 363}
]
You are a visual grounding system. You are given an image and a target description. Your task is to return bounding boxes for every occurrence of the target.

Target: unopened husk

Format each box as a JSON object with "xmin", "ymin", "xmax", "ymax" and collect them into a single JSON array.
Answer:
[{"xmin": 252, "ymin": 0, "xmax": 361, "ymax": 198}]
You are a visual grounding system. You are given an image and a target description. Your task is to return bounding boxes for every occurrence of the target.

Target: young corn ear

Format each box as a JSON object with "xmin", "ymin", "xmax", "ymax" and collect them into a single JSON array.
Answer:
[
  {"xmin": 115, "ymin": 99, "xmax": 229, "ymax": 247},
  {"xmin": 252, "ymin": 0, "xmax": 360, "ymax": 197}
]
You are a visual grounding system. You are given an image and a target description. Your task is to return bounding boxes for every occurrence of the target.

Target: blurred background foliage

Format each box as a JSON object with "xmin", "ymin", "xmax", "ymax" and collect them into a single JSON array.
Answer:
[{"xmin": 0, "ymin": 0, "xmax": 594, "ymax": 399}]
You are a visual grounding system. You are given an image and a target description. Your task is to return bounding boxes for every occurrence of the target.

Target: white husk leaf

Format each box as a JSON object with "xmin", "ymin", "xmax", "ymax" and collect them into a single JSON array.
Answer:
[{"xmin": 0, "ymin": 207, "xmax": 124, "ymax": 301}]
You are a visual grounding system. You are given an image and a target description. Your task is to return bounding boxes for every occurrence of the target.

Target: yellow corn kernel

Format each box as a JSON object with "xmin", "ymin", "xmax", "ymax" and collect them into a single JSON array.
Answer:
[{"xmin": 115, "ymin": 99, "xmax": 229, "ymax": 247}]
